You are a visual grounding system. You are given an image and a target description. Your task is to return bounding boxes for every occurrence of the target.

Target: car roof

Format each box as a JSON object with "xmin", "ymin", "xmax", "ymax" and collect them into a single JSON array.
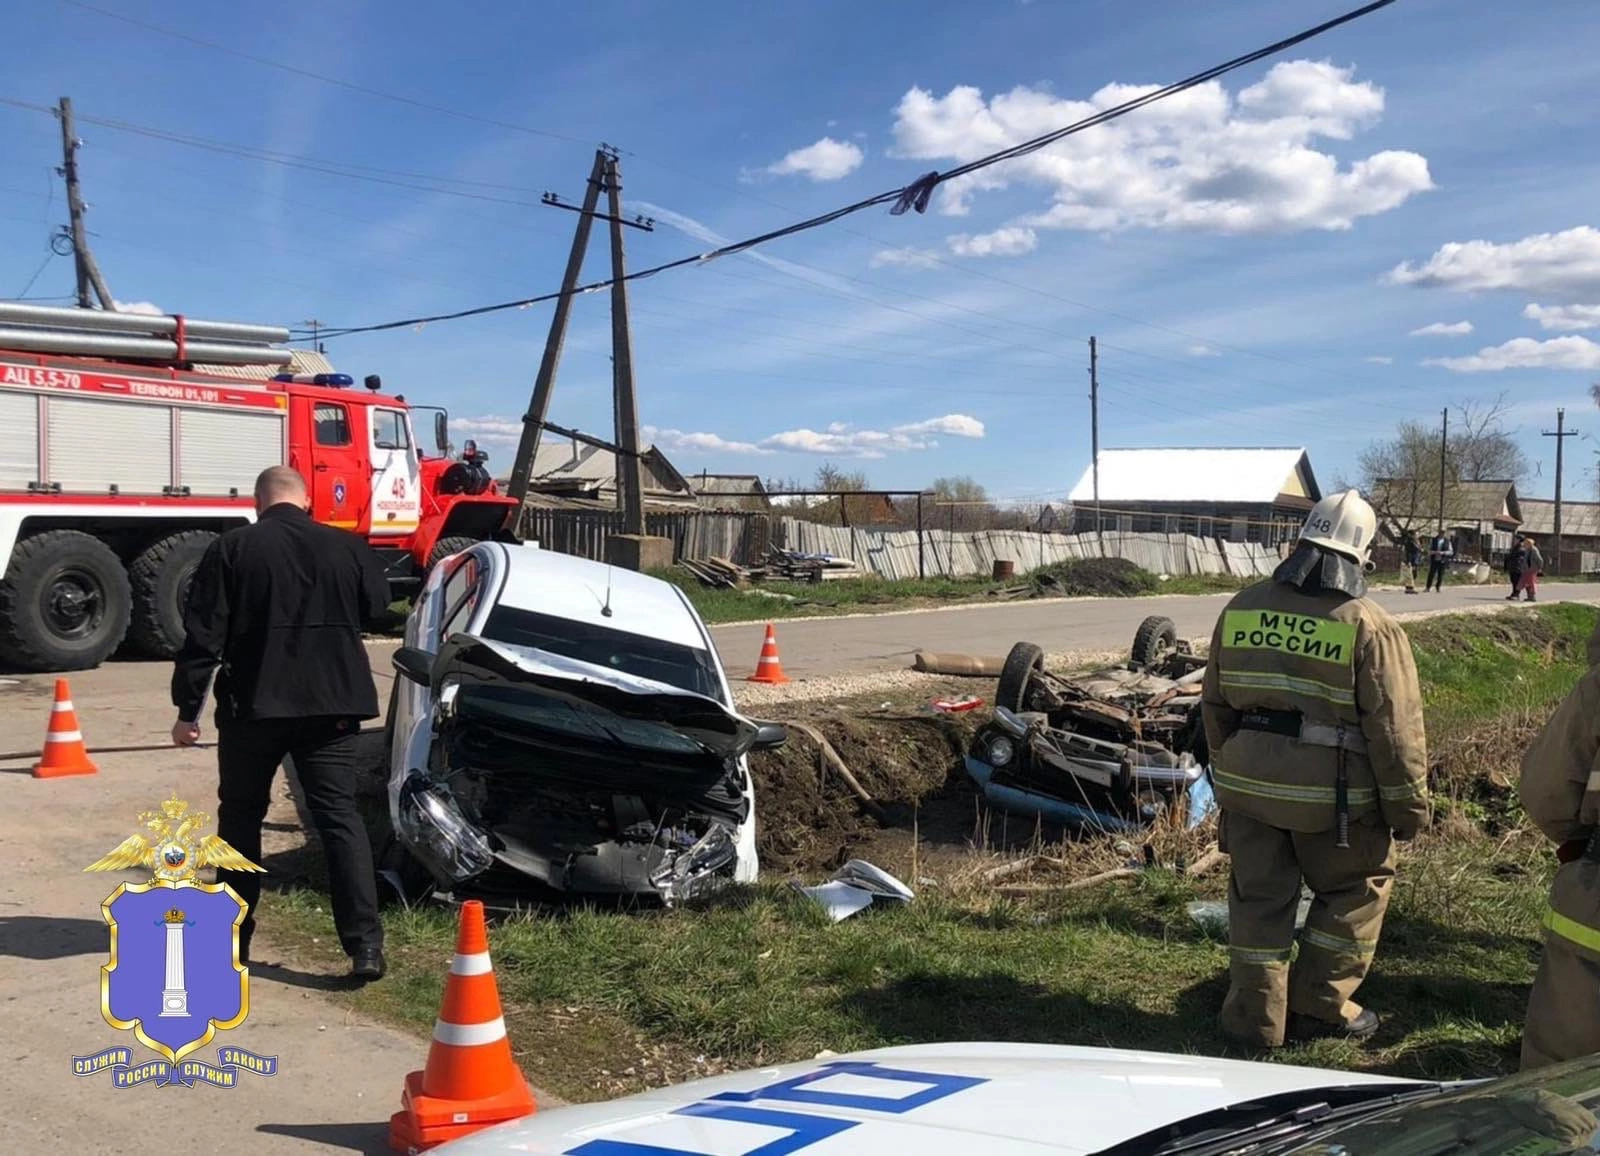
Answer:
[{"xmin": 485, "ymin": 543, "xmax": 711, "ymax": 652}]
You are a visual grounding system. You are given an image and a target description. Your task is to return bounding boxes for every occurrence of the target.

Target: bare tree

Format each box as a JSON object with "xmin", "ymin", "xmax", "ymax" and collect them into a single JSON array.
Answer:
[
  {"xmin": 926, "ymin": 475, "xmax": 994, "ymax": 531},
  {"xmin": 1357, "ymin": 393, "xmax": 1526, "ymax": 538}
]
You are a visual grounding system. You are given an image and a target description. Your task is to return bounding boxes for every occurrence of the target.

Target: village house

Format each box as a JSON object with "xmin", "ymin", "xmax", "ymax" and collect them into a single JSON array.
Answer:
[
  {"xmin": 690, "ymin": 473, "xmax": 771, "ymax": 513},
  {"xmin": 1370, "ymin": 478, "xmax": 1522, "ymax": 564},
  {"xmin": 1516, "ymin": 497, "xmax": 1600, "ymax": 573},
  {"xmin": 1067, "ymin": 447, "xmax": 1321, "ymax": 547}
]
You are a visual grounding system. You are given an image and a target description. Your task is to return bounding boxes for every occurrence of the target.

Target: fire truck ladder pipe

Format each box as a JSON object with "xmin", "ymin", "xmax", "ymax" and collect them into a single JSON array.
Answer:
[
  {"xmin": 0, "ymin": 301, "xmax": 291, "ymax": 345},
  {"xmin": 0, "ymin": 326, "xmax": 292, "ymax": 367}
]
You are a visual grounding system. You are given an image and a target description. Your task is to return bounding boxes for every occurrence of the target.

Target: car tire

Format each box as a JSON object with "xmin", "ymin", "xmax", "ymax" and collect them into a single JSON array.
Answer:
[
  {"xmin": 1131, "ymin": 615, "xmax": 1178, "ymax": 669},
  {"xmin": 0, "ymin": 530, "xmax": 132, "ymax": 671},
  {"xmin": 996, "ymin": 641, "xmax": 1045, "ymax": 714},
  {"xmin": 126, "ymin": 530, "xmax": 218, "ymax": 659}
]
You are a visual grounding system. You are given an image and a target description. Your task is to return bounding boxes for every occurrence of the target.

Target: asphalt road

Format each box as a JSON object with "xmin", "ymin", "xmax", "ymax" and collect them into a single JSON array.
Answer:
[{"xmin": 708, "ymin": 583, "xmax": 1600, "ymax": 679}]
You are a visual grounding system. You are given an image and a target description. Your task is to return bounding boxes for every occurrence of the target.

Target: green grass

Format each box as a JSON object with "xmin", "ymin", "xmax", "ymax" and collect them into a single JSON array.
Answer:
[{"xmin": 257, "ymin": 603, "xmax": 1599, "ymax": 1104}]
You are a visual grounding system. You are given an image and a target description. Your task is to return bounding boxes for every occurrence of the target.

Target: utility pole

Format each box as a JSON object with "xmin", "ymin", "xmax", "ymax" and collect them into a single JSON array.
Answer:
[
  {"xmin": 1436, "ymin": 407, "xmax": 1449, "ymax": 533},
  {"xmin": 1089, "ymin": 336, "xmax": 1101, "ymax": 548},
  {"xmin": 1543, "ymin": 407, "xmax": 1578, "ymax": 574},
  {"xmin": 56, "ymin": 97, "xmax": 114, "ymax": 310},
  {"xmin": 303, "ymin": 320, "xmax": 324, "ymax": 353},
  {"xmin": 603, "ymin": 152, "xmax": 646, "ymax": 538},
  {"xmin": 506, "ymin": 148, "xmax": 608, "ymax": 508}
]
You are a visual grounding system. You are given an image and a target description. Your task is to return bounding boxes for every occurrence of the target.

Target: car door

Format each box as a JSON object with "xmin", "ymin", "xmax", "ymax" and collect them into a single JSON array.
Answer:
[
  {"xmin": 392, "ymin": 548, "xmax": 486, "ymax": 790},
  {"xmin": 368, "ymin": 406, "xmax": 421, "ymax": 538}
]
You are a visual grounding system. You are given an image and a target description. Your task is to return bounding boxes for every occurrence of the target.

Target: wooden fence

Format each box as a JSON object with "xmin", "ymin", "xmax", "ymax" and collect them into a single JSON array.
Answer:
[{"xmin": 519, "ymin": 507, "xmax": 770, "ymax": 566}]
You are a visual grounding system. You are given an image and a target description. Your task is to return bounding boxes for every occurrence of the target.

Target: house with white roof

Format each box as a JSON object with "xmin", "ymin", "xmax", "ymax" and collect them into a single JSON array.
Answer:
[{"xmin": 1067, "ymin": 447, "xmax": 1321, "ymax": 546}]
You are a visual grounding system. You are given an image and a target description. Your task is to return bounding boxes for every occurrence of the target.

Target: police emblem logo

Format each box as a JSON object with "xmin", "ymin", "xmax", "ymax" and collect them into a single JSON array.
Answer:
[{"xmin": 72, "ymin": 794, "xmax": 281, "ymax": 1089}]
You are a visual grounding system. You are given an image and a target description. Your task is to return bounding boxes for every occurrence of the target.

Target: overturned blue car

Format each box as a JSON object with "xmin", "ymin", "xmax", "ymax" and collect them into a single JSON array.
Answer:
[{"xmin": 965, "ymin": 616, "xmax": 1217, "ymax": 835}]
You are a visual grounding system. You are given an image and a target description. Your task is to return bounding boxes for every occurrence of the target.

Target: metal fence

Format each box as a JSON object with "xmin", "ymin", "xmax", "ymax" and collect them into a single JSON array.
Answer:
[{"xmin": 771, "ymin": 519, "xmax": 1281, "ymax": 581}]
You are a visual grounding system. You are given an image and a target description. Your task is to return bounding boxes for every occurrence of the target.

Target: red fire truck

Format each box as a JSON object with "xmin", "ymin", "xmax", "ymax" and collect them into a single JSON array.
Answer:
[{"xmin": 0, "ymin": 303, "xmax": 519, "ymax": 672}]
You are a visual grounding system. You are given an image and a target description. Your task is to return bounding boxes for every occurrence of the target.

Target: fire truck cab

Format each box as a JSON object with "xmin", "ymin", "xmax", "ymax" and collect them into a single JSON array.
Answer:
[{"xmin": 0, "ymin": 303, "xmax": 519, "ymax": 672}]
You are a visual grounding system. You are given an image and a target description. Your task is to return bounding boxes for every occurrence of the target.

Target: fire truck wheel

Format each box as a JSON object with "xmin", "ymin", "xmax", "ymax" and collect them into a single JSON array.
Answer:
[
  {"xmin": 427, "ymin": 536, "xmax": 480, "ymax": 569},
  {"xmin": 126, "ymin": 531, "xmax": 219, "ymax": 660},
  {"xmin": 0, "ymin": 530, "xmax": 132, "ymax": 672}
]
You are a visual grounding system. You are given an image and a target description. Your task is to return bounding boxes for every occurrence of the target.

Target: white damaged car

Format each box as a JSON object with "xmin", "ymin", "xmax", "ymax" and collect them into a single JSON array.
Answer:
[
  {"xmin": 372, "ymin": 541, "xmax": 786, "ymax": 907},
  {"xmin": 431, "ymin": 1042, "xmax": 1600, "ymax": 1156}
]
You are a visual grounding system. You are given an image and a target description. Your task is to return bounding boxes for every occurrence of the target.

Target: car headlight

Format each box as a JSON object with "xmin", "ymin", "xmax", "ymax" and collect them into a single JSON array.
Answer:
[{"xmin": 985, "ymin": 735, "xmax": 1016, "ymax": 767}]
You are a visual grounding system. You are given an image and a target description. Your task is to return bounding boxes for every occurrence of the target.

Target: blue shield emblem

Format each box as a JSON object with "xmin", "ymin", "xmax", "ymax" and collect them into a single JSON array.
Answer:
[
  {"xmin": 101, "ymin": 880, "xmax": 247, "ymax": 1065},
  {"xmin": 333, "ymin": 481, "xmax": 347, "ymax": 505}
]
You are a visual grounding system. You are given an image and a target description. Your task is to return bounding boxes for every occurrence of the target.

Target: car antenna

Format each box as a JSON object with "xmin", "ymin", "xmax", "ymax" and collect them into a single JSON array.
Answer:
[{"xmin": 601, "ymin": 565, "xmax": 614, "ymax": 617}]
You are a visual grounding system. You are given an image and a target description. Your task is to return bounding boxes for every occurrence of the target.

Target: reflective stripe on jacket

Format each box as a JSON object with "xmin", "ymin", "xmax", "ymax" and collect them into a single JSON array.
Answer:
[
  {"xmin": 1201, "ymin": 578, "xmax": 1430, "ymax": 835},
  {"xmin": 1519, "ymin": 629, "xmax": 1600, "ymax": 962}
]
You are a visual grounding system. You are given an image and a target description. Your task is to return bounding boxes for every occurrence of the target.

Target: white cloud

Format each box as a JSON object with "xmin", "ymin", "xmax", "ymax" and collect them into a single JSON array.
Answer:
[
  {"xmin": 1524, "ymin": 302, "xmax": 1600, "ymax": 332},
  {"xmin": 1189, "ymin": 343, "xmax": 1222, "ymax": 357},
  {"xmin": 1424, "ymin": 336, "xmax": 1600, "ymax": 373},
  {"xmin": 456, "ymin": 413, "xmax": 988, "ymax": 464},
  {"xmin": 1408, "ymin": 320, "xmax": 1474, "ymax": 337},
  {"xmin": 1386, "ymin": 227, "xmax": 1600, "ymax": 298},
  {"xmin": 947, "ymin": 226, "xmax": 1037, "ymax": 258},
  {"xmin": 888, "ymin": 59, "xmax": 1431, "ymax": 232},
  {"xmin": 763, "ymin": 136, "xmax": 864, "ymax": 182},
  {"xmin": 1365, "ymin": 355, "xmax": 1395, "ymax": 365},
  {"xmin": 869, "ymin": 247, "xmax": 943, "ymax": 269},
  {"xmin": 113, "ymin": 300, "xmax": 164, "ymax": 315},
  {"xmin": 643, "ymin": 426, "xmax": 767, "ymax": 455}
]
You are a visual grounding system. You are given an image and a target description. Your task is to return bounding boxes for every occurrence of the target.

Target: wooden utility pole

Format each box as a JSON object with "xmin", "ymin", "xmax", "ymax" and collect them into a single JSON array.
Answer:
[
  {"xmin": 1543, "ymin": 408, "xmax": 1578, "ymax": 573},
  {"xmin": 506, "ymin": 148, "xmax": 608, "ymax": 507},
  {"xmin": 603, "ymin": 153, "xmax": 646, "ymax": 538},
  {"xmin": 1436, "ymin": 407, "xmax": 1449, "ymax": 533},
  {"xmin": 1089, "ymin": 336, "xmax": 1101, "ymax": 546},
  {"xmin": 56, "ymin": 97, "xmax": 114, "ymax": 310}
]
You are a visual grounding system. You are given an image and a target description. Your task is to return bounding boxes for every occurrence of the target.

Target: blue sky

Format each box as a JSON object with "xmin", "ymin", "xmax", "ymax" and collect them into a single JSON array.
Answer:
[{"xmin": 4, "ymin": 0, "xmax": 1600, "ymax": 504}]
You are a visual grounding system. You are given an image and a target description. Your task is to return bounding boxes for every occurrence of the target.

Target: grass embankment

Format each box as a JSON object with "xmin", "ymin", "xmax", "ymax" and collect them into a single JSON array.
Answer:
[
  {"xmin": 658, "ymin": 558, "xmax": 1250, "ymax": 624},
  {"xmin": 259, "ymin": 604, "xmax": 1596, "ymax": 1104}
]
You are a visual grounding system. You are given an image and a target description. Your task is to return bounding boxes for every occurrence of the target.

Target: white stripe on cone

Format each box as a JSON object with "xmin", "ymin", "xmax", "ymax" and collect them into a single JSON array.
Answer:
[
  {"xmin": 46, "ymin": 730, "xmax": 83, "ymax": 743},
  {"xmin": 450, "ymin": 951, "xmax": 492, "ymax": 976},
  {"xmin": 52, "ymin": 702, "xmax": 75, "ymax": 713},
  {"xmin": 432, "ymin": 1016, "xmax": 507, "ymax": 1047}
]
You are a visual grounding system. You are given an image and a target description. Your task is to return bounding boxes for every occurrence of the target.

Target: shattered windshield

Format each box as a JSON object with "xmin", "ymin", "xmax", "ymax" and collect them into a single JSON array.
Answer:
[
  {"xmin": 483, "ymin": 606, "xmax": 722, "ymax": 700},
  {"xmin": 456, "ymin": 683, "xmax": 714, "ymax": 757}
]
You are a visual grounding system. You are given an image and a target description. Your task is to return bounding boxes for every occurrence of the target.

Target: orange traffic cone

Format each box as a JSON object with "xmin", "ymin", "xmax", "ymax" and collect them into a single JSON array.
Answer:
[
  {"xmin": 747, "ymin": 623, "xmax": 790, "ymax": 684},
  {"xmin": 388, "ymin": 900, "xmax": 536, "ymax": 1152},
  {"xmin": 33, "ymin": 678, "xmax": 97, "ymax": 779}
]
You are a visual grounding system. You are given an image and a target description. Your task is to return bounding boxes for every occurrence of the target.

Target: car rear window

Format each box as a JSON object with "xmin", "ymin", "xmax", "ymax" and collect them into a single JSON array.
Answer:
[{"xmin": 482, "ymin": 606, "xmax": 722, "ymax": 700}]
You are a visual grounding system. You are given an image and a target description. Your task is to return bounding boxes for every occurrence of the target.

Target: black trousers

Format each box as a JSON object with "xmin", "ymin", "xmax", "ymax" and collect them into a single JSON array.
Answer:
[
  {"xmin": 216, "ymin": 716, "xmax": 383, "ymax": 958},
  {"xmin": 1425, "ymin": 560, "xmax": 1447, "ymax": 591}
]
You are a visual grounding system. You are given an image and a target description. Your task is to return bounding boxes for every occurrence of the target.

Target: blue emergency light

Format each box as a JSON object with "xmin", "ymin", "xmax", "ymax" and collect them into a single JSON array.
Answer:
[{"xmin": 272, "ymin": 372, "xmax": 355, "ymax": 387}]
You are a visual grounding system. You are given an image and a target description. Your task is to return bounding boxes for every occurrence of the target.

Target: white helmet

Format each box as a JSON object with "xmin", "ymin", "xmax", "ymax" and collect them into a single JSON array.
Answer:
[{"xmin": 1299, "ymin": 490, "xmax": 1377, "ymax": 563}]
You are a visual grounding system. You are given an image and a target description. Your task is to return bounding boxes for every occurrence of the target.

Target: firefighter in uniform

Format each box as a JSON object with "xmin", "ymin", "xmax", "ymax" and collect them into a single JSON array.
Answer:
[
  {"xmin": 1202, "ymin": 490, "xmax": 1430, "ymax": 1049},
  {"xmin": 1517, "ymin": 618, "xmax": 1600, "ymax": 1069}
]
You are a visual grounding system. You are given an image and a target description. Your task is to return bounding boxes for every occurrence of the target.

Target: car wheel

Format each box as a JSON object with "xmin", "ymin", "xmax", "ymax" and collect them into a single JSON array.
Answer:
[
  {"xmin": 1131, "ymin": 615, "xmax": 1178, "ymax": 669},
  {"xmin": 996, "ymin": 641, "xmax": 1045, "ymax": 713}
]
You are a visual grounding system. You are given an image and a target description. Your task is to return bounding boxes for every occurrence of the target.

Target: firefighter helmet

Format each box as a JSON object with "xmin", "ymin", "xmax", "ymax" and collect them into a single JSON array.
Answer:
[{"xmin": 1299, "ymin": 490, "xmax": 1377, "ymax": 563}]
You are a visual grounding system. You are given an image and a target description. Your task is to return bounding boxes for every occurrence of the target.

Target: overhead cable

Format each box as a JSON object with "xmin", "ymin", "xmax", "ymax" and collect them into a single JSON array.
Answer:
[{"xmin": 294, "ymin": 0, "xmax": 1398, "ymax": 340}]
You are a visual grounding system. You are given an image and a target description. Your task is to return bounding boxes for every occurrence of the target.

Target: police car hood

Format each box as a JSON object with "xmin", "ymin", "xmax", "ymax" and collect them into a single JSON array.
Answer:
[{"xmin": 431, "ymin": 1042, "xmax": 1416, "ymax": 1156}]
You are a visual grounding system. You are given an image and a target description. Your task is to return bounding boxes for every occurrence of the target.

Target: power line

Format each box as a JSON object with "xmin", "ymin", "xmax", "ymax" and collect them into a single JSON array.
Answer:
[
  {"xmin": 55, "ymin": 0, "xmax": 593, "ymax": 148},
  {"xmin": 284, "ymin": 0, "xmax": 1400, "ymax": 340}
]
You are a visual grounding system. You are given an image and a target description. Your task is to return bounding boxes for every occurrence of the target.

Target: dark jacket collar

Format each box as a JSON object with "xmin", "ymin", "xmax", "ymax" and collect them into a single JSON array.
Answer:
[{"xmin": 259, "ymin": 503, "xmax": 311, "ymax": 522}]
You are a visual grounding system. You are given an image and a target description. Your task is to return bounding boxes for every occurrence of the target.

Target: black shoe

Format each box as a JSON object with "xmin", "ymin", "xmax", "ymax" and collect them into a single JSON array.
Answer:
[
  {"xmin": 1288, "ymin": 1008, "xmax": 1380, "ymax": 1042},
  {"xmin": 351, "ymin": 947, "xmax": 386, "ymax": 981}
]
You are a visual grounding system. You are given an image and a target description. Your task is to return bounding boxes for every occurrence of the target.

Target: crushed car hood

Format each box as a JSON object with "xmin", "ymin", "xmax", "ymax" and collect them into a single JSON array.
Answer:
[
  {"xmin": 431, "ymin": 635, "xmax": 760, "ymax": 760},
  {"xmin": 431, "ymin": 1042, "xmax": 1418, "ymax": 1156}
]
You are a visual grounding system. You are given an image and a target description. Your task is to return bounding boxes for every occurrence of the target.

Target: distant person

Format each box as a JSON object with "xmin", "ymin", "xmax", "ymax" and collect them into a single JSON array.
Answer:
[
  {"xmin": 1425, "ymin": 529, "xmax": 1453, "ymax": 592},
  {"xmin": 437, "ymin": 439, "xmax": 492, "ymax": 496},
  {"xmin": 1400, "ymin": 531, "xmax": 1422, "ymax": 595},
  {"xmin": 1519, "ymin": 537, "xmax": 1544, "ymax": 603},
  {"xmin": 1517, "ymin": 615, "xmax": 1600, "ymax": 1068},
  {"xmin": 1506, "ymin": 535, "xmax": 1529, "ymax": 601},
  {"xmin": 170, "ymin": 466, "xmax": 392, "ymax": 982},
  {"xmin": 1202, "ymin": 490, "xmax": 1429, "ymax": 1050}
]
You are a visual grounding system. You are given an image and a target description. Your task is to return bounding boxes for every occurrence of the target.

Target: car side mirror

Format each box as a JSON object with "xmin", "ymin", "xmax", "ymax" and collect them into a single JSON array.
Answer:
[
  {"xmin": 393, "ymin": 646, "xmax": 434, "ymax": 688},
  {"xmin": 434, "ymin": 411, "xmax": 448, "ymax": 456},
  {"xmin": 751, "ymin": 722, "xmax": 788, "ymax": 751}
]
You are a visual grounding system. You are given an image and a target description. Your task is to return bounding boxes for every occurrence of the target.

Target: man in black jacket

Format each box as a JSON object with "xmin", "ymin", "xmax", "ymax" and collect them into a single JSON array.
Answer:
[{"xmin": 170, "ymin": 466, "xmax": 391, "ymax": 980}]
